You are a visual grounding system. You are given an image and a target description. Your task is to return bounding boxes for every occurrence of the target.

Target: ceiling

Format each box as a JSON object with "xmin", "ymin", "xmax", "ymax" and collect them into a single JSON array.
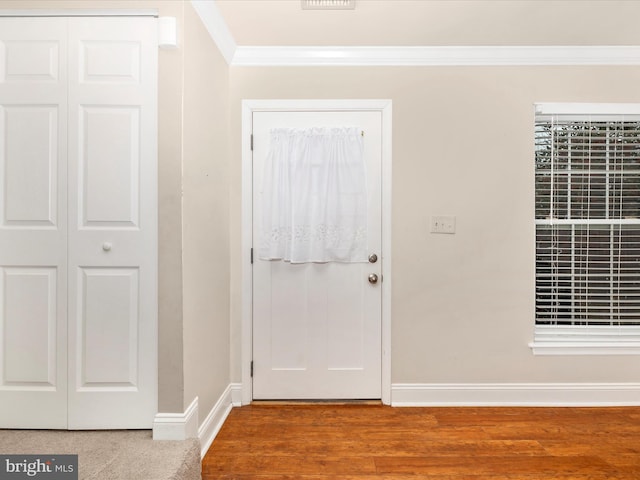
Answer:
[{"xmin": 214, "ymin": 0, "xmax": 640, "ymax": 47}]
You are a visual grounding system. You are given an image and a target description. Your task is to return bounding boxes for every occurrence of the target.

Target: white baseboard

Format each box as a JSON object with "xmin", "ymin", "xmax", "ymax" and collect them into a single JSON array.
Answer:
[
  {"xmin": 153, "ymin": 385, "xmax": 238, "ymax": 455},
  {"xmin": 198, "ymin": 384, "xmax": 234, "ymax": 458},
  {"xmin": 392, "ymin": 383, "xmax": 640, "ymax": 407},
  {"xmin": 230, "ymin": 383, "xmax": 243, "ymax": 406},
  {"xmin": 152, "ymin": 396, "xmax": 199, "ymax": 440}
]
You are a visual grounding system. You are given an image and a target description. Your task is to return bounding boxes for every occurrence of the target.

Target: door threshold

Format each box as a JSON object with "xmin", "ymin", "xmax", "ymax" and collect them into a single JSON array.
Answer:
[{"xmin": 251, "ymin": 399, "xmax": 382, "ymax": 406}]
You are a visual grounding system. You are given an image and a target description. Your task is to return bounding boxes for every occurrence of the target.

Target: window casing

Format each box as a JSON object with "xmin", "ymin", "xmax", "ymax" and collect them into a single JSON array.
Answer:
[{"xmin": 533, "ymin": 104, "xmax": 640, "ymax": 354}]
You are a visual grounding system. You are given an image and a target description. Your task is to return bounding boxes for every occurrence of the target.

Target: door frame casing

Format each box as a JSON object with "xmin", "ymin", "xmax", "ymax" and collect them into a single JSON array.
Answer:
[{"xmin": 240, "ymin": 99, "xmax": 392, "ymax": 405}]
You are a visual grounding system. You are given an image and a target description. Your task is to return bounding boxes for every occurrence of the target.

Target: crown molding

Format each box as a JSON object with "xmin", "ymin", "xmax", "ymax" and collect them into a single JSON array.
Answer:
[
  {"xmin": 190, "ymin": 0, "xmax": 237, "ymax": 65},
  {"xmin": 232, "ymin": 45, "xmax": 640, "ymax": 67}
]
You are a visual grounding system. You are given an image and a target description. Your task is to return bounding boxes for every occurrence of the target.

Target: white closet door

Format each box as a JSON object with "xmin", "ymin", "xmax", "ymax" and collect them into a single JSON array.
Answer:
[
  {"xmin": 0, "ymin": 16, "xmax": 157, "ymax": 430},
  {"xmin": 0, "ymin": 18, "xmax": 69, "ymax": 428},
  {"xmin": 67, "ymin": 17, "xmax": 157, "ymax": 429}
]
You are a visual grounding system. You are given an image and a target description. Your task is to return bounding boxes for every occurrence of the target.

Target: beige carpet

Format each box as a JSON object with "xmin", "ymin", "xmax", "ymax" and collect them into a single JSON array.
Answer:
[{"xmin": 0, "ymin": 430, "xmax": 201, "ymax": 480}]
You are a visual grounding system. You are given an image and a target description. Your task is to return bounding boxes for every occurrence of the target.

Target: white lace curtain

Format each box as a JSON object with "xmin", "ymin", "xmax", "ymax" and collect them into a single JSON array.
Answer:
[{"xmin": 259, "ymin": 127, "xmax": 367, "ymax": 263}]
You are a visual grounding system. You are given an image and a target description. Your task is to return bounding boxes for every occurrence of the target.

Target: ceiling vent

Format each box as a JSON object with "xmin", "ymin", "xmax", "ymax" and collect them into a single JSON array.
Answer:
[{"xmin": 301, "ymin": 0, "xmax": 356, "ymax": 10}]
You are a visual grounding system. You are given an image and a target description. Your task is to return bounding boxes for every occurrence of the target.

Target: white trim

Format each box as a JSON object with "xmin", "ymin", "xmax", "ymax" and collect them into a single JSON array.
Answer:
[
  {"xmin": 190, "ymin": 0, "xmax": 237, "ymax": 65},
  {"xmin": 536, "ymin": 102, "xmax": 640, "ymax": 115},
  {"xmin": 230, "ymin": 383, "xmax": 243, "ymax": 407},
  {"xmin": 530, "ymin": 321, "xmax": 640, "ymax": 358},
  {"xmin": 231, "ymin": 45, "xmax": 640, "ymax": 67},
  {"xmin": 243, "ymin": 99, "xmax": 393, "ymax": 111},
  {"xmin": 0, "ymin": 9, "xmax": 158, "ymax": 17},
  {"xmin": 241, "ymin": 99, "xmax": 393, "ymax": 405},
  {"xmin": 380, "ymin": 102, "xmax": 393, "ymax": 406},
  {"xmin": 198, "ymin": 384, "xmax": 234, "ymax": 458},
  {"xmin": 530, "ymin": 342, "xmax": 640, "ymax": 355},
  {"xmin": 240, "ymin": 101, "xmax": 254, "ymax": 406},
  {"xmin": 531, "ymin": 326, "xmax": 640, "ymax": 355},
  {"xmin": 152, "ymin": 396, "xmax": 199, "ymax": 441},
  {"xmin": 536, "ymin": 219, "xmax": 640, "ymax": 226},
  {"xmin": 392, "ymin": 383, "xmax": 640, "ymax": 407},
  {"xmin": 158, "ymin": 16, "xmax": 178, "ymax": 49}
]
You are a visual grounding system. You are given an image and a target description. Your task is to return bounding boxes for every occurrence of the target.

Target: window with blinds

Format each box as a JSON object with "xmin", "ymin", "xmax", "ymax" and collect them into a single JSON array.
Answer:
[{"xmin": 534, "ymin": 104, "xmax": 640, "ymax": 353}]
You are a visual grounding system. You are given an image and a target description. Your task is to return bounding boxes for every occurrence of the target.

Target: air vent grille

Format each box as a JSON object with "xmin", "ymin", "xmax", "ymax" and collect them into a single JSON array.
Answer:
[{"xmin": 301, "ymin": 0, "xmax": 355, "ymax": 10}]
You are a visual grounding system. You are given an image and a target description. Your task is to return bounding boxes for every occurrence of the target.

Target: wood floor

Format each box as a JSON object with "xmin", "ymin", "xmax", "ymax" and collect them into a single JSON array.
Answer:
[{"xmin": 202, "ymin": 404, "xmax": 640, "ymax": 479}]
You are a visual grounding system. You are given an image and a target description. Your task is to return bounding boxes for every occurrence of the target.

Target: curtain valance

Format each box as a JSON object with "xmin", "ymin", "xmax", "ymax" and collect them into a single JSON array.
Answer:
[{"xmin": 259, "ymin": 127, "xmax": 367, "ymax": 263}]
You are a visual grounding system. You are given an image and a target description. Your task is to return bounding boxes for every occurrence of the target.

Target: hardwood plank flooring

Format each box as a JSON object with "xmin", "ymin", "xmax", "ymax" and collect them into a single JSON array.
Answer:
[{"xmin": 202, "ymin": 405, "xmax": 640, "ymax": 479}]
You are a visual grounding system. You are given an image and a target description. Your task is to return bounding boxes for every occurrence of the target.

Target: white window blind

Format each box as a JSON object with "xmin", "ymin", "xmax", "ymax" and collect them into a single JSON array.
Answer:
[{"xmin": 533, "ymin": 104, "xmax": 640, "ymax": 353}]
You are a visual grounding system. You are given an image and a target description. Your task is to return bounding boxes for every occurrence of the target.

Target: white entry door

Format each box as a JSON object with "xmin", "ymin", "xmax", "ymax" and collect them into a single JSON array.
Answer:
[
  {"xmin": 0, "ymin": 16, "xmax": 157, "ymax": 429},
  {"xmin": 252, "ymin": 111, "xmax": 382, "ymax": 399}
]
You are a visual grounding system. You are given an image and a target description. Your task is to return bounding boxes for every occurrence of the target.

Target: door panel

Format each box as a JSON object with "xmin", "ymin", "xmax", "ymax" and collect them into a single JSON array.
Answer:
[
  {"xmin": 252, "ymin": 111, "xmax": 382, "ymax": 400},
  {"xmin": 80, "ymin": 41, "xmax": 140, "ymax": 84},
  {"xmin": 0, "ymin": 18, "xmax": 68, "ymax": 428},
  {"xmin": 2, "ymin": 40, "xmax": 59, "ymax": 82},
  {"xmin": 79, "ymin": 106, "xmax": 140, "ymax": 227},
  {"xmin": 2, "ymin": 105, "xmax": 59, "ymax": 227},
  {"xmin": 268, "ymin": 262, "xmax": 309, "ymax": 370},
  {"xmin": 78, "ymin": 267, "xmax": 139, "ymax": 388},
  {"xmin": 327, "ymin": 264, "xmax": 366, "ymax": 369},
  {"xmin": 67, "ymin": 17, "xmax": 157, "ymax": 429},
  {"xmin": 1, "ymin": 267, "xmax": 57, "ymax": 386}
]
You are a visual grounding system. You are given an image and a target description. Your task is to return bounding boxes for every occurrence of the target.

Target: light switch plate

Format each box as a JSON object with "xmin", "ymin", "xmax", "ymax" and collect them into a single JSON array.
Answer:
[{"xmin": 431, "ymin": 215, "xmax": 456, "ymax": 234}]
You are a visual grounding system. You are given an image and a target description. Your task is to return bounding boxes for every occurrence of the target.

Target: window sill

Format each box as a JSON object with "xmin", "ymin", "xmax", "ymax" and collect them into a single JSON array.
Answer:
[{"xmin": 531, "ymin": 325, "xmax": 640, "ymax": 355}]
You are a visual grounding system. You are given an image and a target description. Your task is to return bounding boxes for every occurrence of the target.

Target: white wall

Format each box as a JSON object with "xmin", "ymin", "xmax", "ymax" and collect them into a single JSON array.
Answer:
[
  {"xmin": 229, "ymin": 65, "xmax": 640, "ymax": 388},
  {"xmin": 182, "ymin": 0, "xmax": 231, "ymax": 418}
]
